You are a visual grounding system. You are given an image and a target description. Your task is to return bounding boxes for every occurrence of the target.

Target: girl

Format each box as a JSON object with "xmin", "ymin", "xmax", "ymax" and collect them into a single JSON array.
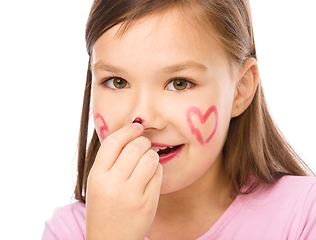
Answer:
[{"xmin": 42, "ymin": 0, "xmax": 316, "ymax": 239}]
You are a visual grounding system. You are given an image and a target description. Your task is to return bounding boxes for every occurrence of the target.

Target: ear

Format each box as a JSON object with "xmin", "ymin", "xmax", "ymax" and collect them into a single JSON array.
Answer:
[{"xmin": 231, "ymin": 58, "xmax": 259, "ymax": 118}]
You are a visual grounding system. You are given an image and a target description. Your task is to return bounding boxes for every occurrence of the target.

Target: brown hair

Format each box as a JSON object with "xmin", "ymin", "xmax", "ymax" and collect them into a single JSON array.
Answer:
[{"xmin": 74, "ymin": 0, "xmax": 314, "ymax": 203}]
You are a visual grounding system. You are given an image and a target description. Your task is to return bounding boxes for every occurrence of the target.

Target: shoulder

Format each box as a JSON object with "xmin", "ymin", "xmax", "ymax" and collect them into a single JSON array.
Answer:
[
  {"xmin": 247, "ymin": 175, "xmax": 316, "ymax": 200},
  {"xmin": 239, "ymin": 175, "xmax": 316, "ymax": 239},
  {"xmin": 270, "ymin": 175, "xmax": 316, "ymax": 198},
  {"xmin": 275, "ymin": 175, "xmax": 316, "ymax": 190},
  {"xmin": 42, "ymin": 201, "xmax": 86, "ymax": 240},
  {"xmin": 271, "ymin": 175, "xmax": 316, "ymax": 207},
  {"xmin": 275, "ymin": 176, "xmax": 316, "ymax": 238},
  {"xmin": 254, "ymin": 175, "xmax": 316, "ymax": 210}
]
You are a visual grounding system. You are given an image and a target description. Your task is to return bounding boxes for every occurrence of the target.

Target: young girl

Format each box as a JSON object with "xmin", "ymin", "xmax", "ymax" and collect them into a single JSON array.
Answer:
[{"xmin": 42, "ymin": 0, "xmax": 316, "ymax": 239}]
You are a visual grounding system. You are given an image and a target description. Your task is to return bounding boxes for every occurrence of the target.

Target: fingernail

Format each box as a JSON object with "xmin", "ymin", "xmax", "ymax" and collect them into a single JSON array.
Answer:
[{"xmin": 132, "ymin": 123, "xmax": 142, "ymax": 130}]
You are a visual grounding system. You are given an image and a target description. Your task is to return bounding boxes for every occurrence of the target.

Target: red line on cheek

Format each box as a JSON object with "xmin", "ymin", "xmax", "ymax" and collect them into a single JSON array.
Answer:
[
  {"xmin": 186, "ymin": 105, "xmax": 218, "ymax": 145},
  {"xmin": 93, "ymin": 111, "xmax": 109, "ymax": 140}
]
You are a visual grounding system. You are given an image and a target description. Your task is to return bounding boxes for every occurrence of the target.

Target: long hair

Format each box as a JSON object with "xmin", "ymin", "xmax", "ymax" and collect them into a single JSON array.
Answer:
[{"xmin": 74, "ymin": 0, "xmax": 314, "ymax": 203}]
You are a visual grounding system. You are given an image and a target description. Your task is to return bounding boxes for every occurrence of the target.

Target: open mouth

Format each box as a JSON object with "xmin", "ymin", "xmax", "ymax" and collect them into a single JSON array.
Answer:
[
  {"xmin": 150, "ymin": 143, "xmax": 184, "ymax": 164},
  {"xmin": 151, "ymin": 144, "xmax": 183, "ymax": 156},
  {"xmin": 159, "ymin": 145, "xmax": 181, "ymax": 156}
]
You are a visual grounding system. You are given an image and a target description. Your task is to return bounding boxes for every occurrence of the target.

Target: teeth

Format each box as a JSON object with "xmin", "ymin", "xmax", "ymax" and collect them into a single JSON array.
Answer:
[{"xmin": 151, "ymin": 146, "xmax": 168, "ymax": 152}]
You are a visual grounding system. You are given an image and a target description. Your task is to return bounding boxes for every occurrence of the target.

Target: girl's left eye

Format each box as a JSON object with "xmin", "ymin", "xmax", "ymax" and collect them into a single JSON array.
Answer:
[
  {"xmin": 166, "ymin": 78, "xmax": 193, "ymax": 91},
  {"xmin": 104, "ymin": 77, "xmax": 130, "ymax": 89}
]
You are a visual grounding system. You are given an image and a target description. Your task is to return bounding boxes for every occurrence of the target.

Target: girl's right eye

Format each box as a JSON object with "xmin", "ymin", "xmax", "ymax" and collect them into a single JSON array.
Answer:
[{"xmin": 104, "ymin": 77, "xmax": 130, "ymax": 89}]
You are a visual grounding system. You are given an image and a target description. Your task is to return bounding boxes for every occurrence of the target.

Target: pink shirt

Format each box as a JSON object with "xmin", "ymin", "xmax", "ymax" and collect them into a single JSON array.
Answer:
[{"xmin": 42, "ymin": 176, "xmax": 316, "ymax": 239}]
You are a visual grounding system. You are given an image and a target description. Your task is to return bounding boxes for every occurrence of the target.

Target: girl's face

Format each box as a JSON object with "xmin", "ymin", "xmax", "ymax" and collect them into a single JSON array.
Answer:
[{"xmin": 91, "ymin": 9, "xmax": 238, "ymax": 194}]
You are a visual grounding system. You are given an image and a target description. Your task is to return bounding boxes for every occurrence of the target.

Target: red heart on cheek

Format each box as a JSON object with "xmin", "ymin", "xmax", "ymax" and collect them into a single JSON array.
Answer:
[
  {"xmin": 186, "ymin": 106, "xmax": 218, "ymax": 145},
  {"xmin": 93, "ymin": 112, "xmax": 109, "ymax": 140}
]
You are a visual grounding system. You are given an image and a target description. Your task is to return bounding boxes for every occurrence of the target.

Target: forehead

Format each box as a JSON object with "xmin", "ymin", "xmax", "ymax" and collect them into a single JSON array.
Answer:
[{"xmin": 91, "ymin": 7, "xmax": 230, "ymax": 72}]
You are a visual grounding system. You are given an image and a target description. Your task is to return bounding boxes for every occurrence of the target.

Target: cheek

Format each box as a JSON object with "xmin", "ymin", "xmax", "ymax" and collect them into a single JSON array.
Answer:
[
  {"xmin": 91, "ymin": 86, "xmax": 126, "ymax": 141},
  {"xmin": 185, "ymin": 105, "xmax": 218, "ymax": 145},
  {"xmin": 92, "ymin": 110, "xmax": 110, "ymax": 141}
]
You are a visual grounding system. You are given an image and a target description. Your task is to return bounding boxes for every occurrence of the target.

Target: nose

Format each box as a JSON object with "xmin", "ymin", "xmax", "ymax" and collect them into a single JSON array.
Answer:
[{"xmin": 128, "ymin": 90, "xmax": 166, "ymax": 131}]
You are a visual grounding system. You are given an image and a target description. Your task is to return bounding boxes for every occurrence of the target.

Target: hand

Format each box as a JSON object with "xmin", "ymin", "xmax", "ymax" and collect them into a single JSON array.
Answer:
[{"xmin": 86, "ymin": 123, "xmax": 163, "ymax": 240}]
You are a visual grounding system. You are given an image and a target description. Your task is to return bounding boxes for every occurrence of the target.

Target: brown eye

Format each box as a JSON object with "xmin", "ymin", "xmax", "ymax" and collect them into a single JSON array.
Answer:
[
  {"xmin": 173, "ymin": 79, "xmax": 187, "ymax": 90},
  {"xmin": 113, "ymin": 78, "xmax": 127, "ymax": 88},
  {"xmin": 166, "ymin": 78, "xmax": 192, "ymax": 91},
  {"xmin": 105, "ymin": 78, "xmax": 129, "ymax": 89},
  {"xmin": 166, "ymin": 78, "xmax": 193, "ymax": 91}
]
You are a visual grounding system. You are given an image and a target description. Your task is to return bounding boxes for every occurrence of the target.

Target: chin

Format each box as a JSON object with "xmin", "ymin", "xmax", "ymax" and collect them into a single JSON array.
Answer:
[{"xmin": 158, "ymin": 176, "xmax": 193, "ymax": 195}]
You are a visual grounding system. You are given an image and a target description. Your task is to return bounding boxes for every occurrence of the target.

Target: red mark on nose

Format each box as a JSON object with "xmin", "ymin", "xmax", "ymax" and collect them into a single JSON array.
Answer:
[{"xmin": 133, "ymin": 117, "xmax": 143, "ymax": 124}]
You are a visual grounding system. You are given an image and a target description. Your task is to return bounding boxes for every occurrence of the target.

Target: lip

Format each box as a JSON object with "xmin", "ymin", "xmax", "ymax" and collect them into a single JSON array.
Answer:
[{"xmin": 151, "ymin": 143, "xmax": 184, "ymax": 164}]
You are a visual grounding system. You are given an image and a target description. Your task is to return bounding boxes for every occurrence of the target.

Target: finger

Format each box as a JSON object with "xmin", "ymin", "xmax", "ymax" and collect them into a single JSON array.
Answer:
[
  {"xmin": 111, "ymin": 136, "xmax": 151, "ymax": 179},
  {"xmin": 144, "ymin": 163, "xmax": 163, "ymax": 203},
  {"xmin": 129, "ymin": 149, "xmax": 160, "ymax": 189},
  {"xmin": 92, "ymin": 123, "xmax": 143, "ymax": 174}
]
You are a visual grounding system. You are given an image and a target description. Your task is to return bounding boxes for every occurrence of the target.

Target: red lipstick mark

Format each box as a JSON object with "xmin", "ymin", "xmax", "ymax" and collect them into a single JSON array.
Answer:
[
  {"xmin": 93, "ymin": 111, "xmax": 109, "ymax": 140},
  {"xmin": 186, "ymin": 106, "xmax": 218, "ymax": 145},
  {"xmin": 133, "ymin": 117, "xmax": 143, "ymax": 124},
  {"xmin": 151, "ymin": 143, "xmax": 183, "ymax": 164},
  {"xmin": 159, "ymin": 145, "xmax": 183, "ymax": 164}
]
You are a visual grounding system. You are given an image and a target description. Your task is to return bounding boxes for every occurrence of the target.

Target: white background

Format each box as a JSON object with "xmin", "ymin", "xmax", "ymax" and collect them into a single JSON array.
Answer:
[{"xmin": 0, "ymin": 1, "xmax": 315, "ymax": 239}]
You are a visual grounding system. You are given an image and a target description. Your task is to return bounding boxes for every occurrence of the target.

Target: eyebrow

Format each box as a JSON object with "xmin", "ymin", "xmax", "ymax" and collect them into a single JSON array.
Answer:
[
  {"xmin": 91, "ymin": 60, "xmax": 208, "ymax": 74},
  {"xmin": 91, "ymin": 62, "xmax": 126, "ymax": 74},
  {"xmin": 162, "ymin": 61, "xmax": 208, "ymax": 73}
]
